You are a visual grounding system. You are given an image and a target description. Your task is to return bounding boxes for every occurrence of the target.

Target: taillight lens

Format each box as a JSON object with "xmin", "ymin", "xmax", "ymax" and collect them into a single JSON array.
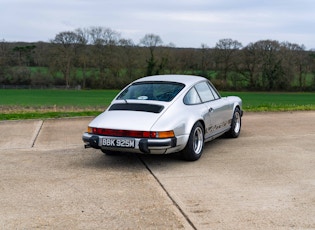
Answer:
[
  {"xmin": 87, "ymin": 127, "xmax": 92, "ymax": 133},
  {"xmin": 88, "ymin": 126, "xmax": 174, "ymax": 139},
  {"xmin": 156, "ymin": 130, "xmax": 175, "ymax": 138}
]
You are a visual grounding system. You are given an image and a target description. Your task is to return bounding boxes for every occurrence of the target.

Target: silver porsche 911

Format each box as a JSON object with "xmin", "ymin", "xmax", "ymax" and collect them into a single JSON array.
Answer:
[{"xmin": 82, "ymin": 75, "xmax": 243, "ymax": 161}]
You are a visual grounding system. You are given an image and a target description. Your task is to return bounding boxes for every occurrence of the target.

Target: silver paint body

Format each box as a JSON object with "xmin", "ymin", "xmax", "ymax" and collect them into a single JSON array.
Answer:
[{"xmin": 82, "ymin": 75, "xmax": 242, "ymax": 154}]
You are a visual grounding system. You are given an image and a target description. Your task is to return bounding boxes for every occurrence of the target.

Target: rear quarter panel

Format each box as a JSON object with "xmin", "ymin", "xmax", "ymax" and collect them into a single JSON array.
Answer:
[
  {"xmin": 226, "ymin": 96, "xmax": 242, "ymax": 112},
  {"xmin": 151, "ymin": 98, "xmax": 208, "ymax": 136}
]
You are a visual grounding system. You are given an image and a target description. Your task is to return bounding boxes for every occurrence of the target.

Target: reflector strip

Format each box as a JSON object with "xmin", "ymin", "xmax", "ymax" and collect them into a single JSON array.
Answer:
[{"xmin": 88, "ymin": 127, "xmax": 174, "ymax": 139}]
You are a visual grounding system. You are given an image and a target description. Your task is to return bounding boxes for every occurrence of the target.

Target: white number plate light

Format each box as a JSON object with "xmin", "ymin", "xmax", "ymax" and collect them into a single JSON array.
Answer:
[{"xmin": 102, "ymin": 138, "xmax": 135, "ymax": 148}]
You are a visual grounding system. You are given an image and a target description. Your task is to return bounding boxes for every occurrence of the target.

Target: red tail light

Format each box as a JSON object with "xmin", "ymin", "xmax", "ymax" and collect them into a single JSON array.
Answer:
[{"xmin": 88, "ymin": 127, "xmax": 174, "ymax": 139}]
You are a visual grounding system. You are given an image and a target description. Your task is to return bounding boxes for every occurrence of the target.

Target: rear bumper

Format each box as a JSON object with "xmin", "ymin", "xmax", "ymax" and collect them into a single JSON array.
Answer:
[{"xmin": 82, "ymin": 133, "xmax": 177, "ymax": 154}]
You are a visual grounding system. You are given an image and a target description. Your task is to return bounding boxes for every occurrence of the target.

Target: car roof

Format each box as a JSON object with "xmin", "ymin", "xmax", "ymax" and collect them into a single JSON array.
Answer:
[{"xmin": 134, "ymin": 75, "xmax": 207, "ymax": 87}]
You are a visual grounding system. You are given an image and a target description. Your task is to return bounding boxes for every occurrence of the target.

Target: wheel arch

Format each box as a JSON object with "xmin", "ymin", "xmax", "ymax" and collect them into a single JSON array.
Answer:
[
  {"xmin": 181, "ymin": 116, "xmax": 205, "ymax": 136},
  {"xmin": 197, "ymin": 119, "xmax": 205, "ymax": 133},
  {"xmin": 233, "ymin": 104, "xmax": 243, "ymax": 117},
  {"xmin": 231, "ymin": 99, "xmax": 243, "ymax": 118}
]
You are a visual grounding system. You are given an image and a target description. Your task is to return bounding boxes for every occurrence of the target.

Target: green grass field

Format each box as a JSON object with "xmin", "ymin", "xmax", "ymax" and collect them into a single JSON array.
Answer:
[
  {"xmin": 221, "ymin": 92, "xmax": 315, "ymax": 111},
  {"xmin": 0, "ymin": 89, "xmax": 314, "ymax": 120},
  {"xmin": 0, "ymin": 89, "xmax": 118, "ymax": 107}
]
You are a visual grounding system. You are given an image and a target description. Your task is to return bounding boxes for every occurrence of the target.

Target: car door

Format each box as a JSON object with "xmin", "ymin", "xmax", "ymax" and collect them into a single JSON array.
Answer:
[
  {"xmin": 207, "ymin": 82, "xmax": 232, "ymax": 135},
  {"xmin": 194, "ymin": 81, "xmax": 231, "ymax": 138}
]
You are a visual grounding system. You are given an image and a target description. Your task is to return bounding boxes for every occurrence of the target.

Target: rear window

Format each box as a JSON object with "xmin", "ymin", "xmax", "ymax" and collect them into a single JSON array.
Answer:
[{"xmin": 117, "ymin": 81, "xmax": 185, "ymax": 102}]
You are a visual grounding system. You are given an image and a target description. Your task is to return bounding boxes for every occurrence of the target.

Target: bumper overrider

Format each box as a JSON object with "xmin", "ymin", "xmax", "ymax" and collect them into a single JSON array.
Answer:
[{"xmin": 82, "ymin": 133, "xmax": 177, "ymax": 154}]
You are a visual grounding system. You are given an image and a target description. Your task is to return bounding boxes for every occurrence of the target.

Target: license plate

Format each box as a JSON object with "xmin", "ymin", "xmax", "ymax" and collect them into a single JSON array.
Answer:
[{"xmin": 102, "ymin": 138, "xmax": 135, "ymax": 148}]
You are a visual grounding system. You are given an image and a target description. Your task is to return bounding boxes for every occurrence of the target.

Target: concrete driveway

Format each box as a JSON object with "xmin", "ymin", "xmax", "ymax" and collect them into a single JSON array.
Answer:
[{"xmin": 0, "ymin": 112, "xmax": 314, "ymax": 229}]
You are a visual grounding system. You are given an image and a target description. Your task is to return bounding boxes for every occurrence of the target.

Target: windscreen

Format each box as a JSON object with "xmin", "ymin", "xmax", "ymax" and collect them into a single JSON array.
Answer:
[{"xmin": 117, "ymin": 81, "xmax": 185, "ymax": 102}]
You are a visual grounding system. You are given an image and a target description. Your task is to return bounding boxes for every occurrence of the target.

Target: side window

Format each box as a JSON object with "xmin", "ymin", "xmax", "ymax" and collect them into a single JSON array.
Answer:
[
  {"xmin": 183, "ymin": 87, "xmax": 201, "ymax": 105},
  {"xmin": 207, "ymin": 82, "xmax": 220, "ymax": 99},
  {"xmin": 195, "ymin": 82, "xmax": 215, "ymax": 102}
]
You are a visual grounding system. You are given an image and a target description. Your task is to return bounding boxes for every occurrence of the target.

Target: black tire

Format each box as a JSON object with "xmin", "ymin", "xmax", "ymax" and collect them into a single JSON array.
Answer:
[
  {"xmin": 181, "ymin": 122, "xmax": 204, "ymax": 161},
  {"xmin": 226, "ymin": 107, "xmax": 241, "ymax": 138}
]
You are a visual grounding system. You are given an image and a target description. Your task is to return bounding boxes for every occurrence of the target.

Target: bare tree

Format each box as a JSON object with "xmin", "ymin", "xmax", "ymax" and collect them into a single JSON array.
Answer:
[
  {"xmin": 0, "ymin": 39, "xmax": 9, "ymax": 83},
  {"xmin": 157, "ymin": 43, "xmax": 178, "ymax": 75},
  {"xmin": 119, "ymin": 38, "xmax": 138, "ymax": 81},
  {"xmin": 254, "ymin": 40, "xmax": 284, "ymax": 90},
  {"xmin": 4, "ymin": 30, "xmax": 315, "ymax": 91},
  {"xmin": 0, "ymin": 39, "xmax": 8, "ymax": 66},
  {"xmin": 32, "ymin": 42, "xmax": 50, "ymax": 67},
  {"xmin": 309, "ymin": 52, "xmax": 315, "ymax": 90},
  {"xmin": 162, "ymin": 43, "xmax": 181, "ymax": 74},
  {"xmin": 213, "ymin": 38, "xmax": 243, "ymax": 87},
  {"xmin": 75, "ymin": 28, "xmax": 90, "ymax": 88},
  {"xmin": 51, "ymin": 31, "xmax": 81, "ymax": 87},
  {"xmin": 281, "ymin": 42, "xmax": 309, "ymax": 90},
  {"xmin": 175, "ymin": 48, "xmax": 199, "ymax": 74},
  {"xmin": 88, "ymin": 26, "xmax": 121, "ymax": 87},
  {"xmin": 199, "ymin": 43, "xmax": 212, "ymax": 78},
  {"xmin": 140, "ymin": 33, "xmax": 163, "ymax": 76},
  {"xmin": 241, "ymin": 42, "xmax": 262, "ymax": 89}
]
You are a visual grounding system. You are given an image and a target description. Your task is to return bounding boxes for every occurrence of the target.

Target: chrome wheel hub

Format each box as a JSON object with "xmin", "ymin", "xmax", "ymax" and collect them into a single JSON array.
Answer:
[{"xmin": 193, "ymin": 127, "xmax": 203, "ymax": 154}]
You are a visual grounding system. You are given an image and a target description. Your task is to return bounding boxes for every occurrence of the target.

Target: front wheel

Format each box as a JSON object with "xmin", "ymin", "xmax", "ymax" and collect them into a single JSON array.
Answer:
[
  {"xmin": 226, "ymin": 107, "xmax": 242, "ymax": 138},
  {"xmin": 181, "ymin": 122, "xmax": 204, "ymax": 161}
]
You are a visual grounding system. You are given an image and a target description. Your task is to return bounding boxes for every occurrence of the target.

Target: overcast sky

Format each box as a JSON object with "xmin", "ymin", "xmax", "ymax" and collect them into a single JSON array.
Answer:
[{"xmin": 1, "ymin": 0, "xmax": 314, "ymax": 49}]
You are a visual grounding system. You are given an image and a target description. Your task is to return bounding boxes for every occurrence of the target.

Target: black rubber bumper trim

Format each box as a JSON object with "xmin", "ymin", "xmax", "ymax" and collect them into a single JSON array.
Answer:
[
  {"xmin": 139, "ymin": 137, "xmax": 177, "ymax": 154},
  {"xmin": 88, "ymin": 135, "xmax": 101, "ymax": 149}
]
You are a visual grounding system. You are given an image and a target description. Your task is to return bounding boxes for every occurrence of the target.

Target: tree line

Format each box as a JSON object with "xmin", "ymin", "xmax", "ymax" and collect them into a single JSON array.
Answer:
[{"xmin": 1, "ymin": 26, "xmax": 315, "ymax": 91}]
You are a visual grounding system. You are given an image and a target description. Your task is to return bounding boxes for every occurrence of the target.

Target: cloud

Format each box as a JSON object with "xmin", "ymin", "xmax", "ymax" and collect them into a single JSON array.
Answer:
[{"xmin": 1, "ymin": 0, "xmax": 314, "ymax": 49}]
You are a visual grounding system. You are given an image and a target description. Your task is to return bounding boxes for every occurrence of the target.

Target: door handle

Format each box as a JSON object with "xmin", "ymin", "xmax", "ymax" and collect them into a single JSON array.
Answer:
[{"xmin": 209, "ymin": 108, "xmax": 214, "ymax": 113}]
